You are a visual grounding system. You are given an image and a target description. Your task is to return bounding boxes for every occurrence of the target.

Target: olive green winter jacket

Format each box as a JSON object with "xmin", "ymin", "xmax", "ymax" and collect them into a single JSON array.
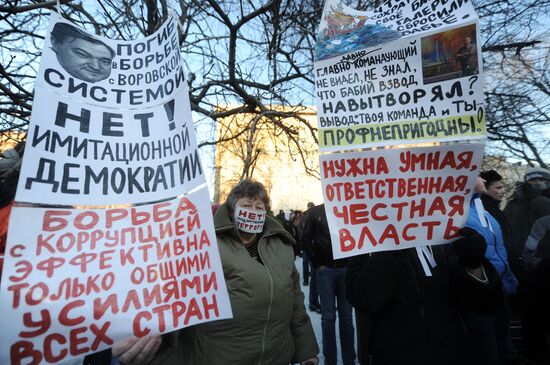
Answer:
[{"xmin": 150, "ymin": 203, "xmax": 319, "ymax": 365}]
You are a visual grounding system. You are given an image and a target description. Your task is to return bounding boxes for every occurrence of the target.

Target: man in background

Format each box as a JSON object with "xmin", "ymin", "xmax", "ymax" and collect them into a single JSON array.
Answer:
[
  {"xmin": 504, "ymin": 167, "xmax": 550, "ymax": 364},
  {"xmin": 302, "ymin": 202, "xmax": 321, "ymax": 313},
  {"xmin": 303, "ymin": 204, "xmax": 356, "ymax": 365}
]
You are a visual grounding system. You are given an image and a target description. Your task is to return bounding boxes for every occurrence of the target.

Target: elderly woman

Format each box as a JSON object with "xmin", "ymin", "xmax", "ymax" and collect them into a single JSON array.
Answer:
[{"xmin": 112, "ymin": 179, "xmax": 319, "ymax": 365}]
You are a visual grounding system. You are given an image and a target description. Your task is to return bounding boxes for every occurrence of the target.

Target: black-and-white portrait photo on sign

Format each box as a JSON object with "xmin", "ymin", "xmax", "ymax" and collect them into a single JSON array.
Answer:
[{"xmin": 50, "ymin": 22, "xmax": 115, "ymax": 83}]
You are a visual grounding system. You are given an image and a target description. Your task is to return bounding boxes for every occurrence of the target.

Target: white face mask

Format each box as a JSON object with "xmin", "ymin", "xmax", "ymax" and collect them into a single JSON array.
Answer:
[{"xmin": 234, "ymin": 206, "xmax": 266, "ymax": 233}]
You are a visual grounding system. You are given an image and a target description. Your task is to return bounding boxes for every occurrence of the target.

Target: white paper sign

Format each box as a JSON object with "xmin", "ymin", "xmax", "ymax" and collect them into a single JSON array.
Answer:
[
  {"xmin": 0, "ymin": 190, "xmax": 232, "ymax": 364},
  {"xmin": 315, "ymin": 0, "xmax": 484, "ymax": 151},
  {"xmin": 17, "ymin": 85, "xmax": 202, "ymax": 206},
  {"xmin": 16, "ymin": 13, "xmax": 202, "ymax": 206},
  {"xmin": 320, "ymin": 143, "xmax": 485, "ymax": 258}
]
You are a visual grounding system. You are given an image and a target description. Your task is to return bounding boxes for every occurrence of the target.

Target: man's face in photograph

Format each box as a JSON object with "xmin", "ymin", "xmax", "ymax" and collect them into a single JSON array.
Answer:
[{"xmin": 52, "ymin": 36, "xmax": 114, "ymax": 83}]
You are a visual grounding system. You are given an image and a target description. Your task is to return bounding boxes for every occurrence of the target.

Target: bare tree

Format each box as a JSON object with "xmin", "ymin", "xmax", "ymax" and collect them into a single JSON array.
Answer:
[
  {"xmin": 475, "ymin": 0, "xmax": 550, "ymax": 166},
  {"xmin": 484, "ymin": 47, "xmax": 550, "ymax": 167},
  {"xmin": 1, "ymin": 0, "xmax": 549, "ymax": 171},
  {"xmin": 0, "ymin": 0, "xmax": 320, "ymax": 175}
]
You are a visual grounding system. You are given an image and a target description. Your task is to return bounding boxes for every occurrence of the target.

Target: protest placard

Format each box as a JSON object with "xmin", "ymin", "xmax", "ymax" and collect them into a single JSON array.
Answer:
[
  {"xmin": 0, "ymin": 191, "xmax": 231, "ymax": 364},
  {"xmin": 16, "ymin": 13, "xmax": 199, "ymax": 206},
  {"xmin": 315, "ymin": 0, "xmax": 484, "ymax": 151},
  {"xmin": 1, "ymin": 12, "xmax": 232, "ymax": 364},
  {"xmin": 321, "ymin": 143, "xmax": 485, "ymax": 258},
  {"xmin": 18, "ymin": 85, "xmax": 202, "ymax": 206}
]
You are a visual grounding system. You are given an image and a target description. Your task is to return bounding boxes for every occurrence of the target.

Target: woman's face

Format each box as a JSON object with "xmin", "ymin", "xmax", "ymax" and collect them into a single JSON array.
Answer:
[
  {"xmin": 235, "ymin": 196, "xmax": 266, "ymax": 211},
  {"xmin": 233, "ymin": 196, "xmax": 267, "ymax": 237},
  {"xmin": 486, "ymin": 181, "xmax": 505, "ymax": 201}
]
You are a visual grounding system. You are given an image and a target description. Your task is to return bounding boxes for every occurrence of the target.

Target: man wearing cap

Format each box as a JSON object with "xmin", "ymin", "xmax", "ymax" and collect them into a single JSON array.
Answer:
[
  {"xmin": 504, "ymin": 167, "xmax": 550, "ymax": 255},
  {"xmin": 504, "ymin": 166, "xmax": 550, "ymax": 364}
]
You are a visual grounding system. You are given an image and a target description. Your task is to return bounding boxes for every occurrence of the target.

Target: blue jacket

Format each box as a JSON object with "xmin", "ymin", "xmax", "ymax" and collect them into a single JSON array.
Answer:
[{"xmin": 466, "ymin": 196, "xmax": 518, "ymax": 295}]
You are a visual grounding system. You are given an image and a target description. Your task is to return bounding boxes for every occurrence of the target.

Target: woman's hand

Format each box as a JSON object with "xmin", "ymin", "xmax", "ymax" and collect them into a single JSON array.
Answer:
[
  {"xmin": 112, "ymin": 335, "xmax": 162, "ymax": 365},
  {"xmin": 301, "ymin": 355, "xmax": 319, "ymax": 365}
]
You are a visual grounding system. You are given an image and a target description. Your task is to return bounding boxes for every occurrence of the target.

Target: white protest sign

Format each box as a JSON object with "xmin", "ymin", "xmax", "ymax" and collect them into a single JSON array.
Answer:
[
  {"xmin": 2, "ymin": 13, "xmax": 233, "ymax": 364},
  {"xmin": 321, "ymin": 143, "xmax": 485, "ymax": 258},
  {"xmin": 315, "ymin": 0, "xmax": 484, "ymax": 151},
  {"xmin": 0, "ymin": 190, "xmax": 232, "ymax": 364},
  {"xmin": 18, "ymin": 85, "xmax": 202, "ymax": 206},
  {"xmin": 16, "ymin": 13, "xmax": 201, "ymax": 206}
]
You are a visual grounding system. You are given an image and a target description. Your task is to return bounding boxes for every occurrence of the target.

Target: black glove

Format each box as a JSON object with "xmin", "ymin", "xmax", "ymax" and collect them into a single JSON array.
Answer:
[
  {"xmin": 538, "ymin": 231, "xmax": 550, "ymax": 258},
  {"xmin": 452, "ymin": 227, "xmax": 487, "ymax": 269}
]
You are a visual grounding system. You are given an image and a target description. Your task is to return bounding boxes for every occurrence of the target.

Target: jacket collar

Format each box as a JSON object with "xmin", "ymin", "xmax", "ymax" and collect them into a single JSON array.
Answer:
[{"xmin": 481, "ymin": 193, "xmax": 501, "ymax": 208}]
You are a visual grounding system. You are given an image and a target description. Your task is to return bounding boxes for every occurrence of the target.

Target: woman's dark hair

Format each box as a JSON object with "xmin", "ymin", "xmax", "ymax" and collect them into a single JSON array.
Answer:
[
  {"xmin": 226, "ymin": 179, "xmax": 271, "ymax": 213},
  {"xmin": 479, "ymin": 169, "xmax": 503, "ymax": 188}
]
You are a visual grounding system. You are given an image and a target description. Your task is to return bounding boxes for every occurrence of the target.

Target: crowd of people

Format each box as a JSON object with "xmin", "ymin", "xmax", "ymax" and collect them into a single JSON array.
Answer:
[
  {"xmin": 259, "ymin": 166, "xmax": 550, "ymax": 365},
  {"xmin": 1, "ymin": 142, "xmax": 550, "ymax": 365}
]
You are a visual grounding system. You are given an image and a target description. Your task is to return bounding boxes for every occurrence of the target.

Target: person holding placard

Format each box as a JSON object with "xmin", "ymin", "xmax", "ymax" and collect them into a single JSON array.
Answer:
[
  {"xmin": 504, "ymin": 167, "xmax": 550, "ymax": 364},
  {"xmin": 346, "ymin": 223, "xmax": 505, "ymax": 364},
  {"xmin": 126, "ymin": 179, "xmax": 319, "ymax": 365},
  {"xmin": 0, "ymin": 144, "xmax": 23, "ymax": 278},
  {"xmin": 461, "ymin": 177, "xmax": 518, "ymax": 365}
]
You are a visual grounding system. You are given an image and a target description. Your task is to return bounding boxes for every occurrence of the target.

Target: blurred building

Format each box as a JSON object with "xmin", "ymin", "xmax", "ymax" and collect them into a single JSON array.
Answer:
[
  {"xmin": 481, "ymin": 154, "xmax": 531, "ymax": 204},
  {"xmin": 213, "ymin": 106, "xmax": 323, "ymax": 213},
  {"xmin": 0, "ymin": 132, "xmax": 25, "ymax": 153},
  {"xmin": 211, "ymin": 106, "xmax": 537, "ymax": 212}
]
